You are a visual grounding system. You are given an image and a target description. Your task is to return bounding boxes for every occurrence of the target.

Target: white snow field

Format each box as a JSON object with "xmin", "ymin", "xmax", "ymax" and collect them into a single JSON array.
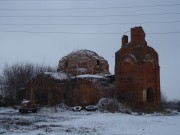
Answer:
[{"xmin": 0, "ymin": 107, "xmax": 180, "ymax": 135}]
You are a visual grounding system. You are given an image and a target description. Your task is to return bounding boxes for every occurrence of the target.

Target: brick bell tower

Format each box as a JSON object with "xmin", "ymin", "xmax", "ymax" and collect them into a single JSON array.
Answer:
[{"xmin": 115, "ymin": 26, "xmax": 160, "ymax": 105}]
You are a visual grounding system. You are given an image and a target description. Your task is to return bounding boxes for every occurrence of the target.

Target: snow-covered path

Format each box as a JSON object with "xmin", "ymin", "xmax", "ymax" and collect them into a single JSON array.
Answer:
[{"xmin": 0, "ymin": 108, "xmax": 180, "ymax": 135}]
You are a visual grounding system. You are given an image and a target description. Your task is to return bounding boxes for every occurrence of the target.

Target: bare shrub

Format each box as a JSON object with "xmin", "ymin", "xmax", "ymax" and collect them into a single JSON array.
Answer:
[
  {"xmin": 177, "ymin": 101, "xmax": 180, "ymax": 112},
  {"xmin": 160, "ymin": 91, "xmax": 168, "ymax": 105},
  {"xmin": 97, "ymin": 98, "xmax": 131, "ymax": 113}
]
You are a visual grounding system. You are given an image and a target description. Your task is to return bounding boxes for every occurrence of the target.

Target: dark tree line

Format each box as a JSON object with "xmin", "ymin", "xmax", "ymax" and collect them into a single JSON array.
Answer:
[{"xmin": 0, "ymin": 62, "xmax": 55, "ymax": 106}]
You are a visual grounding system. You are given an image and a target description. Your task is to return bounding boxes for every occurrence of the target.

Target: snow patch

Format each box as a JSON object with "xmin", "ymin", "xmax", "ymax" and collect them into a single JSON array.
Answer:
[
  {"xmin": 22, "ymin": 99, "xmax": 30, "ymax": 104},
  {"xmin": 44, "ymin": 72, "xmax": 72, "ymax": 80},
  {"xmin": 76, "ymin": 68, "xmax": 88, "ymax": 73},
  {"xmin": 59, "ymin": 49, "xmax": 105, "ymax": 65},
  {"xmin": 76, "ymin": 74, "xmax": 104, "ymax": 79},
  {"xmin": 0, "ymin": 107, "xmax": 180, "ymax": 135},
  {"xmin": 66, "ymin": 49, "xmax": 104, "ymax": 60}
]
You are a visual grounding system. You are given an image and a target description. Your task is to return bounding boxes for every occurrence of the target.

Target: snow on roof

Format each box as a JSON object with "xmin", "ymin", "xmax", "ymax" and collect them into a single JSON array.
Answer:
[
  {"xmin": 22, "ymin": 100, "xmax": 30, "ymax": 104},
  {"xmin": 44, "ymin": 72, "xmax": 110, "ymax": 80},
  {"xmin": 59, "ymin": 49, "xmax": 105, "ymax": 62},
  {"xmin": 69, "ymin": 49, "xmax": 99, "ymax": 57},
  {"xmin": 44, "ymin": 72, "xmax": 72, "ymax": 80},
  {"xmin": 76, "ymin": 74, "xmax": 105, "ymax": 79}
]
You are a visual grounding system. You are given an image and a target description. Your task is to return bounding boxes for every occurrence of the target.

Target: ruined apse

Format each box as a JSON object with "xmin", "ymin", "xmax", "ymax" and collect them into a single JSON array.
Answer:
[{"xmin": 115, "ymin": 26, "xmax": 160, "ymax": 105}]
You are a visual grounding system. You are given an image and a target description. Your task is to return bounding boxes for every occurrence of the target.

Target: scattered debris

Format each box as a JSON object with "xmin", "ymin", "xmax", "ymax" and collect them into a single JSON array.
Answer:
[
  {"xmin": 85, "ymin": 105, "xmax": 98, "ymax": 111},
  {"xmin": 19, "ymin": 99, "xmax": 38, "ymax": 113},
  {"xmin": 72, "ymin": 106, "xmax": 82, "ymax": 112}
]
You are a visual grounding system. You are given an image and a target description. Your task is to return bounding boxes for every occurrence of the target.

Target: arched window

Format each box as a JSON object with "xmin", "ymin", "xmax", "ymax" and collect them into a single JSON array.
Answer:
[
  {"xmin": 144, "ymin": 55, "xmax": 156, "ymax": 82},
  {"xmin": 120, "ymin": 54, "xmax": 136, "ymax": 81},
  {"xmin": 97, "ymin": 60, "xmax": 100, "ymax": 66}
]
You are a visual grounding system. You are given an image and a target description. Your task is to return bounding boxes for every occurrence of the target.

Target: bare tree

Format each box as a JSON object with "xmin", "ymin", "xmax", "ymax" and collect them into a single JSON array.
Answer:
[
  {"xmin": 160, "ymin": 90, "xmax": 167, "ymax": 105},
  {"xmin": 0, "ymin": 76, "xmax": 4, "ymax": 97},
  {"xmin": 0, "ymin": 62, "xmax": 55, "ymax": 105}
]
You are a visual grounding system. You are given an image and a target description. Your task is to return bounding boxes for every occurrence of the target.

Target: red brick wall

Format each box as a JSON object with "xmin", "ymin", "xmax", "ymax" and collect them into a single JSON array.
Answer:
[
  {"xmin": 131, "ymin": 26, "xmax": 146, "ymax": 46},
  {"xmin": 115, "ymin": 27, "xmax": 160, "ymax": 105},
  {"xmin": 25, "ymin": 74, "xmax": 114, "ymax": 106},
  {"xmin": 57, "ymin": 50, "xmax": 109, "ymax": 76}
]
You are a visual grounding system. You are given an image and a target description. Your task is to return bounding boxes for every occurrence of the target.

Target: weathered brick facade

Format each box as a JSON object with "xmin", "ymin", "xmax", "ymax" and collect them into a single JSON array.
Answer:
[
  {"xmin": 115, "ymin": 27, "xmax": 160, "ymax": 104},
  {"xmin": 22, "ymin": 27, "xmax": 160, "ymax": 107},
  {"xmin": 57, "ymin": 50, "xmax": 109, "ymax": 76},
  {"xmin": 24, "ymin": 50, "xmax": 114, "ymax": 106},
  {"xmin": 25, "ymin": 73, "xmax": 114, "ymax": 106}
]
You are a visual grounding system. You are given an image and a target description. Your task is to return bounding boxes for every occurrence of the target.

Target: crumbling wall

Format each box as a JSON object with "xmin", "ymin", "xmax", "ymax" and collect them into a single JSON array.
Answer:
[
  {"xmin": 57, "ymin": 49, "xmax": 109, "ymax": 76},
  {"xmin": 25, "ymin": 73, "xmax": 115, "ymax": 106},
  {"xmin": 115, "ymin": 26, "xmax": 160, "ymax": 105}
]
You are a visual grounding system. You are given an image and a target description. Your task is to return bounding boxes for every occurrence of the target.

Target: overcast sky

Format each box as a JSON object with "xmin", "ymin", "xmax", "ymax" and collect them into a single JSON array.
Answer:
[{"xmin": 0, "ymin": 0, "xmax": 180, "ymax": 100}]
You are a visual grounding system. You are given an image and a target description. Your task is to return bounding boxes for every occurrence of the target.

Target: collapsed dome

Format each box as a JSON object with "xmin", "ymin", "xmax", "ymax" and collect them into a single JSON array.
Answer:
[{"xmin": 57, "ymin": 49, "xmax": 110, "ymax": 76}]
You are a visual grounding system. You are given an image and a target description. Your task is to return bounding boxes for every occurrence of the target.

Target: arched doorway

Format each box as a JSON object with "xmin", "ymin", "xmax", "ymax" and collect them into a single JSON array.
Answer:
[
  {"xmin": 143, "ymin": 87, "xmax": 154, "ymax": 103},
  {"xmin": 147, "ymin": 87, "xmax": 154, "ymax": 103}
]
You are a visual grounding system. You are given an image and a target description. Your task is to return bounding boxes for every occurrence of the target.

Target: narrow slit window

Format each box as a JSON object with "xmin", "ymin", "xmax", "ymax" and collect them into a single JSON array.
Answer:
[{"xmin": 97, "ymin": 60, "xmax": 100, "ymax": 66}]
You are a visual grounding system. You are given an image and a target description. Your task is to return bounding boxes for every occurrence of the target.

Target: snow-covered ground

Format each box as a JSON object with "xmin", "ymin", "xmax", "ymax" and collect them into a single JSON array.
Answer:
[{"xmin": 0, "ymin": 107, "xmax": 180, "ymax": 135}]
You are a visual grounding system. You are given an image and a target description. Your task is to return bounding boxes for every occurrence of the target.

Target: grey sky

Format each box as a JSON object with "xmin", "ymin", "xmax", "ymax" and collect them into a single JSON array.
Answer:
[{"xmin": 0, "ymin": 0, "xmax": 180, "ymax": 100}]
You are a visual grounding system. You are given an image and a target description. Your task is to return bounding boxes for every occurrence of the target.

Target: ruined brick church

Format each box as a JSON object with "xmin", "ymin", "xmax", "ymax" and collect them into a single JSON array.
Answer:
[{"xmin": 22, "ymin": 26, "xmax": 160, "ymax": 106}]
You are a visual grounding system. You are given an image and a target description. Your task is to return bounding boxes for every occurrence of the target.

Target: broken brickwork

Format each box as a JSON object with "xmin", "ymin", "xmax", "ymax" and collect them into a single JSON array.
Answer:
[
  {"xmin": 57, "ymin": 50, "xmax": 109, "ymax": 76},
  {"xmin": 115, "ymin": 26, "xmax": 160, "ymax": 105},
  {"xmin": 25, "ymin": 73, "xmax": 115, "ymax": 106},
  {"xmin": 24, "ymin": 50, "xmax": 114, "ymax": 106},
  {"xmin": 23, "ymin": 27, "xmax": 160, "ymax": 107}
]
